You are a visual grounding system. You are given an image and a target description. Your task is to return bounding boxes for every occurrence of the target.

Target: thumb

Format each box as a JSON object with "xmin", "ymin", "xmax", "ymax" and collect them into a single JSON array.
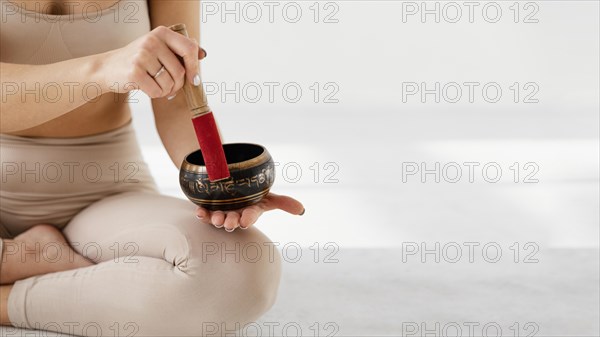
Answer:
[{"xmin": 266, "ymin": 193, "xmax": 305, "ymax": 216}]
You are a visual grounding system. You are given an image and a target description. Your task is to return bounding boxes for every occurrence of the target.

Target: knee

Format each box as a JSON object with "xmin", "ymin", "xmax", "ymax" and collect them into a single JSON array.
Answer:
[
  {"xmin": 201, "ymin": 228, "xmax": 282, "ymax": 317},
  {"xmin": 168, "ymin": 228, "xmax": 282, "ymax": 335}
]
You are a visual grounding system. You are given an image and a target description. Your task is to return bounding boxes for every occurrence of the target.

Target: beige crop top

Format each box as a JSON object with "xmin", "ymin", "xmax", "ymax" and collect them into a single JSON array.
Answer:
[{"xmin": 0, "ymin": 0, "xmax": 151, "ymax": 65}]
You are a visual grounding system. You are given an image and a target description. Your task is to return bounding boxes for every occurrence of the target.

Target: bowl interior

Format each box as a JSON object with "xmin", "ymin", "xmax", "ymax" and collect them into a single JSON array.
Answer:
[{"xmin": 186, "ymin": 143, "xmax": 265, "ymax": 167}]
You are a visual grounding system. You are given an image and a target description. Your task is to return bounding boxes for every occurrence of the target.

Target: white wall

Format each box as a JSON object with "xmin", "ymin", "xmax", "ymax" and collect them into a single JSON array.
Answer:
[{"xmin": 131, "ymin": 1, "xmax": 599, "ymax": 248}]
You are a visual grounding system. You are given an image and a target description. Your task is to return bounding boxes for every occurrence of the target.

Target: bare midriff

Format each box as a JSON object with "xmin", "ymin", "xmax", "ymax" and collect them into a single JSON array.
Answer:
[{"xmin": 7, "ymin": 93, "xmax": 133, "ymax": 138}]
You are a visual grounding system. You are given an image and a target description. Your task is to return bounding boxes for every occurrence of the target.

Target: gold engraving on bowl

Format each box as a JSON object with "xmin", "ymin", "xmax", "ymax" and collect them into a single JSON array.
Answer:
[{"xmin": 183, "ymin": 165, "xmax": 274, "ymax": 196}]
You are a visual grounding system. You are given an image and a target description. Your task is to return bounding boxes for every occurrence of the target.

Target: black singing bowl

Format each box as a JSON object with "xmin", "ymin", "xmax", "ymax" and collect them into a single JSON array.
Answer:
[{"xmin": 179, "ymin": 143, "xmax": 275, "ymax": 211}]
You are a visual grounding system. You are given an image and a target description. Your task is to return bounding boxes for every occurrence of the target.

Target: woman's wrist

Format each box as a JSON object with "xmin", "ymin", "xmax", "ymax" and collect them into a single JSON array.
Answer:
[{"xmin": 86, "ymin": 51, "xmax": 112, "ymax": 95}]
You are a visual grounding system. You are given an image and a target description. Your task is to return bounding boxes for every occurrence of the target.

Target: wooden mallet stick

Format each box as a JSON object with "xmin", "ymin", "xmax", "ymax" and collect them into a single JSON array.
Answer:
[{"xmin": 169, "ymin": 23, "xmax": 230, "ymax": 181}]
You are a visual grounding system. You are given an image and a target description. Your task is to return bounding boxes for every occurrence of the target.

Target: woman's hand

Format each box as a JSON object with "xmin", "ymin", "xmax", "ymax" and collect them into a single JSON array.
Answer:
[
  {"xmin": 195, "ymin": 193, "xmax": 305, "ymax": 232},
  {"xmin": 100, "ymin": 26, "xmax": 206, "ymax": 99}
]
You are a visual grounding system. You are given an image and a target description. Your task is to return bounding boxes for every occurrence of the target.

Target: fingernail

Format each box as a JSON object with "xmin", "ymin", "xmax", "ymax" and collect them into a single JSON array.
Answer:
[
  {"xmin": 193, "ymin": 74, "xmax": 201, "ymax": 86},
  {"xmin": 167, "ymin": 94, "xmax": 177, "ymax": 100},
  {"xmin": 225, "ymin": 227, "xmax": 235, "ymax": 233},
  {"xmin": 214, "ymin": 223, "xmax": 224, "ymax": 228},
  {"xmin": 240, "ymin": 226, "xmax": 248, "ymax": 230},
  {"xmin": 195, "ymin": 214, "xmax": 203, "ymax": 219},
  {"xmin": 299, "ymin": 208, "xmax": 305, "ymax": 216},
  {"xmin": 201, "ymin": 48, "xmax": 207, "ymax": 58}
]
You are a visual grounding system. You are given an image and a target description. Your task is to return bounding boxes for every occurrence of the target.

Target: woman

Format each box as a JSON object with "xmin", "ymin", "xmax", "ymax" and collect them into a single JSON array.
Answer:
[{"xmin": 0, "ymin": 0, "xmax": 304, "ymax": 335}]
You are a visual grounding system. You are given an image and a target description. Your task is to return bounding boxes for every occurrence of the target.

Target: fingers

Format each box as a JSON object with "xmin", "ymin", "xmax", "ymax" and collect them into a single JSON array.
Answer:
[
  {"xmin": 264, "ymin": 193, "xmax": 305, "ymax": 215},
  {"xmin": 198, "ymin": 47, "xmax": 207, "ymax": 60},
  {"xmin": 196, "ymin": 207, "xmax": 249, "ymax": 232},
  {"xmin": 132, "ymin": 67, "xmax": 163, "ymax": 99},
  {"xmin": 160, "ymin": 45, "xmax": 206, "ymax": 99},
  {"xmin": 223, "ymin": 212, "xmax": 241, "ymax": 232},
  {"xmin": 211, "ymin": 211, "xmax": 225, "ymax": 228},
  {"xmin": 154, "ymin": 26, "xmax": 200, "ymax": 85},
  {"xmin": 194, "ymin": 191, "xmax": 304, "ymax": 233},
  {"xmin": 133, "ymin": 42, "xmax": 174, "ymax": 98},
  {"xmin": 155, "ymin": 43, "xmax": 186, "ymax": 96},
  {"xmin": 125, "ymin": 27, "xmax": 206, "ymax": 98},
  {"xmin": 149, "ymin": 66, "xmax": 175, "ymax": 98},
  {"xmin": 240, "ymin": 206, "xmax": 262, "ymax": 229},
  {"xmin": 196, "ymin": 207, "xmax": 209, "ymax": 219},
  {"xmin": 193, "ymin": 38, "xmax": 207, "ymax": 60}
]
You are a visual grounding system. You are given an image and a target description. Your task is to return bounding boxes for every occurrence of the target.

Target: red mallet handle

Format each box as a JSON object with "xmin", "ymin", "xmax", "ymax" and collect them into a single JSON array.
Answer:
[
  {"xmin": 192, "ymin": 112, "xmax": 229, "ymax": 180},
  {"xmin": 170, "ymin": 24, "xmax": 230, "ymax": 181}
]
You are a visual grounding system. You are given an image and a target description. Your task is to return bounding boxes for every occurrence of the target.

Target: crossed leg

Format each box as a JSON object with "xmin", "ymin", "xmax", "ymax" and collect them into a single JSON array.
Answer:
[{"xmin": 4, "ymin": 191, "xmax": 281, "ymax": 336}]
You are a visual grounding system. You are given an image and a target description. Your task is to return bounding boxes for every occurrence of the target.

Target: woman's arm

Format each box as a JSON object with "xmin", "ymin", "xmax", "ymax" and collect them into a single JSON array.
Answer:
[
  {"xmin": 149, "ymin": 0, "xmax": 203, "ymax": 168},
  {"xmin": 149, "ymin": 0, "xmax": 304, "ymax": 231},
  {"xmin": 1, "ymin": 25, "xmax": 202, "ymax": 133},
  {"xmin": 0, "ymin": 57, "xmax": 105, "ymax": 132}
]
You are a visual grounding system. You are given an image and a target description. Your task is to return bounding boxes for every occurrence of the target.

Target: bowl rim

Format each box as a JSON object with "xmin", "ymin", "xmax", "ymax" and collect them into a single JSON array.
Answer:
[{"xmin": 181, "ymin": 143, "xmax": 271, "ymax": 174}]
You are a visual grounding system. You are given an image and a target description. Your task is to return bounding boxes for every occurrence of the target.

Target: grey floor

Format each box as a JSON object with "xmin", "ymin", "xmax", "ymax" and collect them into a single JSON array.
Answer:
[
  {"xmin": 3, "ymin": 249, "xmax": 598, "ymax": 336},
  {"xmin": 261, "ymin": 249, "xmax": 600, "ymax": 336}
]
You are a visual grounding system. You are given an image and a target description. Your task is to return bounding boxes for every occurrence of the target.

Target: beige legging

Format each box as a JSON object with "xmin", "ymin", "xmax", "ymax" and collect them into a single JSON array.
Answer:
[{"xmin": 0, "ymin": 122, "xmax": 281, "ymax": 336}]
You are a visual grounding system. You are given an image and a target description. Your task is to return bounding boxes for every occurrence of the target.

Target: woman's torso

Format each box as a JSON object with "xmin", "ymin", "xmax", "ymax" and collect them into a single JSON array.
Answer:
[
  {"xmin": 0, "ymin": 0, "xmax": 151, "ymax": 137},
  {"xmin": 0, "ymin": 0, "xmax": 158, "ymax": 236}
]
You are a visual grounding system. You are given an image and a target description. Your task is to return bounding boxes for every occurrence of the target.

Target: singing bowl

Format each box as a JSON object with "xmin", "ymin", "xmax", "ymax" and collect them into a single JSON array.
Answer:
[{"xmin": 179, "ymin": 143, "xmax": 275, "ymax": 211}]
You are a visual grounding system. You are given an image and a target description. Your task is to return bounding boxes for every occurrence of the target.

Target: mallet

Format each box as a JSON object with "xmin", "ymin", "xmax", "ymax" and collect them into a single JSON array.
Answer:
[{"xmin": 169, "ymin": 23, "xmax": 230, "ymax": 182}]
